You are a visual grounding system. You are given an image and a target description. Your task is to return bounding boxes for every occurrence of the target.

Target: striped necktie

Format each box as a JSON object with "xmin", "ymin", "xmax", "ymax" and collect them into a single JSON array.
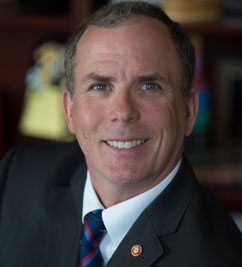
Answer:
[{"xmin": 79, "ymin": 209, "xmax": 106, "ymax": 267}]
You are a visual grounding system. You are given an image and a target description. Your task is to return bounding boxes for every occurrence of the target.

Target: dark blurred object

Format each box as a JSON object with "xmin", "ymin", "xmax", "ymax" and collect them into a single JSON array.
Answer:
[
  {"xmin": 188, "ymin": 147, "xmax": 242, "ymax": 186},
  {"xmin": 231, "ymin": 80, "xmax": 242, "ymax": 139},
  {"xmin": 0, "ymin": 0, "xmax": 18, "ymax": 14},
  {"xmin": 223, "ymin": 0, "xmax": 242, "ymax": 23},
  {"xmin": 19, "ymin": 0, "xmax": 69, "ymax": 14}
]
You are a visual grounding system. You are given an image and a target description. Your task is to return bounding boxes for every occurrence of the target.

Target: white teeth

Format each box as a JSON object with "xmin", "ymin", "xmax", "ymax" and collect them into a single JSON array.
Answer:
[
  {"xmin": 106, "ymin": 140, "xmax": 145, "ymax": 149},
  {"xmin": 124, "ymin": 142, "xmax": 131, "ymax": 149},
  {"xmin": 119, "ymin": 142, "xmax": 125, "ymax": 149}
]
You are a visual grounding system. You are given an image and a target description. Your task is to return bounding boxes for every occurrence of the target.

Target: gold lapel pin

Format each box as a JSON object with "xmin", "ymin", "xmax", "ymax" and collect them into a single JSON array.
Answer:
[{"xmin": 131, "ymin": 244, "xmax": 142, "ymax": 257}]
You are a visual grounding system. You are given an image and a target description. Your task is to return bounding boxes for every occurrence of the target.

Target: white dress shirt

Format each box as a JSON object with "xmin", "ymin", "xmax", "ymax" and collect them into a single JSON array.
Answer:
[{"xmin": 82, "ymin": 159, "xmax": 181, "ymax": 265}]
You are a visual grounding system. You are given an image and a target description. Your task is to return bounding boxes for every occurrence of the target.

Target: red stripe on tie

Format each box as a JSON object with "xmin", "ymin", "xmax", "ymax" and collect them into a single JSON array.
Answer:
[
  {"xmin": 84, "ymin": 216, "xmax": 99, "ymax": 247},
  {"xmin": 79, "ymin": 248, "xmax": 97, "ymax": 267}
]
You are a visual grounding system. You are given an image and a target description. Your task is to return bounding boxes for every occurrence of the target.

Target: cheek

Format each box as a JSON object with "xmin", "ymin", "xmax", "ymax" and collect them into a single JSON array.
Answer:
[
  {"xmin": 146, "ymin": 100, "xmax": 185, "ymax": 140},
  {"xmin": 145, "ymin": 102, "xmax": 174, "ymax": 129},
  {"xmin": 72, "ymin": 101, "xmax": 103, "ymax": 143}
]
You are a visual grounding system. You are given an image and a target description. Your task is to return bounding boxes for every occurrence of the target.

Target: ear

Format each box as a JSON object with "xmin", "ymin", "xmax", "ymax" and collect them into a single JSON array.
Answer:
[
  {"xmin": 62, "ymin": 89, "xmax": 75, "ymax": 134},
  {"xmin": 184, "ymin": 88, "xmax": 199, "ymax": 137}
]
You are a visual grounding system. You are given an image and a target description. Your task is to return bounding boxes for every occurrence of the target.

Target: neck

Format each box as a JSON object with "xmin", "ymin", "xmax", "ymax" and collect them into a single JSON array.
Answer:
[
  {"xmin": 87, "ymin": 155, "xmax": 182, "ymax": 208},
  {"xmin": 89, "ymin": 171, "xmax": 170, "ymax": 208}
]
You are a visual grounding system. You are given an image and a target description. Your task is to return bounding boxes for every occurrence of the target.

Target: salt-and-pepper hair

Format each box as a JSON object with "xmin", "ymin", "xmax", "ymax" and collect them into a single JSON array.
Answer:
[{"xmin": 64, "ymin": 1, "xmax": 195, "ymax": 99}]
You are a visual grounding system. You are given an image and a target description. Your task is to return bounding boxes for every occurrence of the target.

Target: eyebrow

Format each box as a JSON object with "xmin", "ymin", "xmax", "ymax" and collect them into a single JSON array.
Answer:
[
  {"xmin": 83, "ymin": 73, "xmax": 115, "ymax": 84},
  {"xmin": 82, "ymin": 72, "xmax": 169, "ymax": 85},
  {"xmin": 135, "ymin": 73, "xmax": 169, "ymax": 85}
]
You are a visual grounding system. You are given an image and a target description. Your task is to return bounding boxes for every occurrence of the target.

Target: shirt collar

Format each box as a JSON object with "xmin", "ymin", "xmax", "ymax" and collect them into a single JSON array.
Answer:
[
  {"xmin": 82, "ymin": 172, "xmax": 104, "ymax": 222},
  {"xmin": 82, "ymin": 159, "xmax": 181, "ymax": 246}
]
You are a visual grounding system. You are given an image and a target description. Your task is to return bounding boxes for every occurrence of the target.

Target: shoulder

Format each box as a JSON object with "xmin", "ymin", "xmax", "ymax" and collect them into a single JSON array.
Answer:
[
  {"xmin": 11, "ymin": 140, "xmax": 83, "ymax": 161},
  {"xmin": 0, "ymin": 141, "xmax": 85, "ymax": 189},
  {"xmin": 181, "ymin": 175, "xmax": 242, "ymax": 264},
  {"xmin": 158, "ymin": 156, "xmax": 242, "ymax": 264},
  {"xmin": 2, "ymin": 140, "xmax": 84, "ymax": 166}
]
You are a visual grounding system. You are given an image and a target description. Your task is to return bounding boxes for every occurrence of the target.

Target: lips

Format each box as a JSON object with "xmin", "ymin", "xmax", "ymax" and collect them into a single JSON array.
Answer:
[{"xmin": 105, "ymin": 139, "xmax": 146, "ymax": 149}]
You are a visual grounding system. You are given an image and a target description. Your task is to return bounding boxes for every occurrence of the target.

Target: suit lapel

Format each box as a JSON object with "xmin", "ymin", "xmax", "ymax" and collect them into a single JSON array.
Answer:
[
  {"xmin": 107, "ymin": 156, "xmax": 198, "ymax": 267},
  {"xmin": 146, "ymin": 156, "xmax": 198, "ymax": 237},
  {"xmin": 45, "ymin": 163, "xmax": 87, "ymax": 267},
  {"xmin": 106, "ymin": 211, "xmax": 164, "ymax": 267}
]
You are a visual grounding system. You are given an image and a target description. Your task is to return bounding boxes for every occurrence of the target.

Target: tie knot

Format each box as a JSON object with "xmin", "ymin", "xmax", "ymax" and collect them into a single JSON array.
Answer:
[{"xmin": 83, "ymin": 209, "xmax": 106, "ymax": 248}]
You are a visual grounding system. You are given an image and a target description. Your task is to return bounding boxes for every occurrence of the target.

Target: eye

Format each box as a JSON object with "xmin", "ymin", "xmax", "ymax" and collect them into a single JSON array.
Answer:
[
  {"xmin": 141, "ymin": 82, "xmax": 161, "ymax": 91},
  {"xmin": 91, "ymin": 83, "xmax": 109, "ymax": 91}
]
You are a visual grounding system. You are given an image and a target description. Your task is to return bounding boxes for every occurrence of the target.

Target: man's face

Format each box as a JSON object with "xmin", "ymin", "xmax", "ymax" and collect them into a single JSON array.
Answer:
[{"xmin": 63, "ymin": 18, "xmax": 198, "ymax": 196}]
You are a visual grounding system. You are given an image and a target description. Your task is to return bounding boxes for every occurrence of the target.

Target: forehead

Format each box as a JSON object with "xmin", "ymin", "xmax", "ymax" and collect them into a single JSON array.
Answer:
[{"xmin": 74, "ymin": 18, "xmax": 179, "ymax": 80}]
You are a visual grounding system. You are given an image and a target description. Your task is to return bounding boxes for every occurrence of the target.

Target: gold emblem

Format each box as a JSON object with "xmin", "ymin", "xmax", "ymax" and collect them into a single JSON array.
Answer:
[{"xmin": 131, "ymin": 244, "xmax": 142, "ymax": 256}]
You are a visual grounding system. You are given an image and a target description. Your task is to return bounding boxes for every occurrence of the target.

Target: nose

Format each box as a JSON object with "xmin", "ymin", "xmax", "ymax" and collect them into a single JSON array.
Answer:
[{"xmin": 109, "ymin": 91, "xmax": 140, "ymax": 123}]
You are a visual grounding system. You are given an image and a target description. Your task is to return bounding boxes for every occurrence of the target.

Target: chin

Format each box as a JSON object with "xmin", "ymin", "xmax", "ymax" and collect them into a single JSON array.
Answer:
[{"xmin": 104, "ymin": 166, "xmax": 148, "ymax": 186}]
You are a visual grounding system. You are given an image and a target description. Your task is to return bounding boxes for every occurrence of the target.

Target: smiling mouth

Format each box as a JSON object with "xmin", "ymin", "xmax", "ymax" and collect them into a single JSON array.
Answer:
[{"xmin": 105, "ymin": 139, "xmax": 147, "ymax": 149}]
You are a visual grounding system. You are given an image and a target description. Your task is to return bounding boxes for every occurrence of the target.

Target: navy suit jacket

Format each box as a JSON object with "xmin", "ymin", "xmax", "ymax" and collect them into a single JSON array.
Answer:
[{"xmin": 0, "ymin": 141, "xmax": 242, "ymax": 266}]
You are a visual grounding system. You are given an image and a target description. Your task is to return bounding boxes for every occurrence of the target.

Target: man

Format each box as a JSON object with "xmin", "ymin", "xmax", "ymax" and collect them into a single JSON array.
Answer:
[{"xmin": 0, "ymin": 2, "xmax": 241, "ymax": 267}]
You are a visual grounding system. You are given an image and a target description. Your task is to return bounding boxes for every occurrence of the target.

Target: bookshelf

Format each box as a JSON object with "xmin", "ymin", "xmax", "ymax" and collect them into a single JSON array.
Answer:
[
  {"xmin": 0, "ymin": 14, "xmax": 72, "ymax": 31},
  {"xmin": 0, "ymin": 1, "xmax": 241, "ymax": 209},
  {"xmin": 183, "ymin": 22, "xmax": 242, "ymax": 145},
  {"xmin": 183, "ymin": 21, "xmax": 242, "ymax": 36},
  {"xmin": 183, "ymin": 21, "xmax": 242, "ymax": 211}
]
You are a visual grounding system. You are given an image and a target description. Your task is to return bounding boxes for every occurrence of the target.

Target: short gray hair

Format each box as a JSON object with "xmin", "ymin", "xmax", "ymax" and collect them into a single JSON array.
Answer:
[{"xmin": 65, "ymin": 1, "xmax": 195, "ymax": 99}]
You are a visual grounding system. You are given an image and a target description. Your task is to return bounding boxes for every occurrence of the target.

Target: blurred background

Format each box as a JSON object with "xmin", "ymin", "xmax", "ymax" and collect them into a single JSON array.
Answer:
[{"xmin": 0, "ymin": 0, "xmax": 242, "ymax": 229}]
